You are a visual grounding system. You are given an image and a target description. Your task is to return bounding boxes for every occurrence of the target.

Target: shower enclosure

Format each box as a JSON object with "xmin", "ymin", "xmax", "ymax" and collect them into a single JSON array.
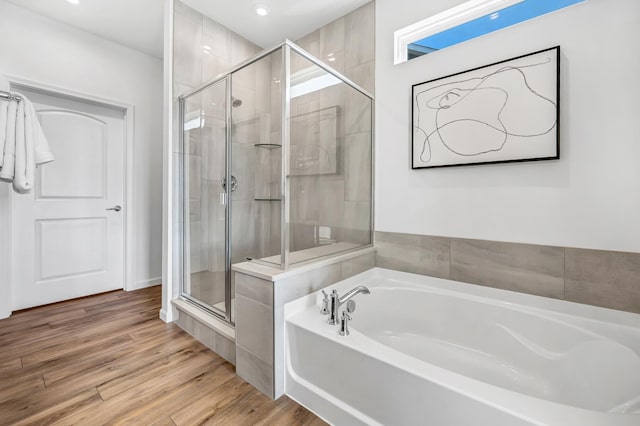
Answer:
[{"xmin": 178, "ymin": 40, "xmax": 374, "ymax": 324}]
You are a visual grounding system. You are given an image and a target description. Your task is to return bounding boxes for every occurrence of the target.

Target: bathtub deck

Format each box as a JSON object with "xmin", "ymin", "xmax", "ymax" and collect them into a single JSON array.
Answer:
[{"xmin": 0, "ymin": 285, "xmax": 327, "ymax": 425}]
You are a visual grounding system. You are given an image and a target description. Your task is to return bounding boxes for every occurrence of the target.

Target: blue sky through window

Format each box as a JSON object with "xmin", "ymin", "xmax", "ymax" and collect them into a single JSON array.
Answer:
[{"xmin": 411, "ymin": 0, "xmax": 584, "ymax": 52}]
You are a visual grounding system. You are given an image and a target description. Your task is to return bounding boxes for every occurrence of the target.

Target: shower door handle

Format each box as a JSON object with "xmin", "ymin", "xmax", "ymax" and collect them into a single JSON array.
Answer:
[{"xmin": 221, "ymin": 175, "xmax": 238, "ymax": 192}]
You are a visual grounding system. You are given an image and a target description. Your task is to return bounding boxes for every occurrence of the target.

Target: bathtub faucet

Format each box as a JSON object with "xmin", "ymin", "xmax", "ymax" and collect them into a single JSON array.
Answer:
[{"xmin": 325, "ymin": 286, "xmax": 370, "ymax": 325}]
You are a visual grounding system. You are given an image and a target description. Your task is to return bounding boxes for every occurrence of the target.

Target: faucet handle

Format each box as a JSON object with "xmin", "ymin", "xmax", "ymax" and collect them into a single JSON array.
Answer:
[
  {"xmin": 339, "ymin": 310, "xmax": 352, "ymax": 336},
  {"xmin": 320, "ymin": 290, "xmax": 330, "ymax": 315}
]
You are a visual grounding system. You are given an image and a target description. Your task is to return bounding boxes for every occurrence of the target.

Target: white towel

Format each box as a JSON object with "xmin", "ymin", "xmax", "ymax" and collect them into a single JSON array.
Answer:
[
  {"xmin": 30, "ymin": 98, "xmax": 54, "ymax": 166},
  {"xmin": 0, "ymin": 98, "xmax": 8, "ymax": 173},
  {"xmin": 0, "ymin": 75, "xmax": 9, "ymax": 174},
  {"xmin": 12, "ymin": 97, "xmax": 31, "ymax": 193},
  {"xmin": 0, "ymin": 91, "xmax": 54, "ymax": 192},
  {"xmin": 12, "ymin": 96, "xmax": 54, "ymax": 193},
  {"xmin": 0, "ymin": 99, "xmax": 17, "ymax": 182}
]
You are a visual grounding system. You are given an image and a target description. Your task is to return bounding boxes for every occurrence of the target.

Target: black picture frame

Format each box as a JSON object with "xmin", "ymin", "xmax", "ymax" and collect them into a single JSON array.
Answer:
[{"xmin": 411, "ymin": 46, "xmax": 560, "ymax": 169}]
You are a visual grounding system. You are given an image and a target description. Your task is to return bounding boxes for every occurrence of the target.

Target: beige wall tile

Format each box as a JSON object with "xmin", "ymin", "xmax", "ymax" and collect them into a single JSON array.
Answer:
[
  {"xmin": 188, "ymin": 220, "xmax": 203, "ymax": 272},
  {"xmin": 419, "ymin": 235, "xmax": 450, "ymax": 279},
  {"xmin": 173, "ymin": 7, "xmax": 202, "ymax": 87},
  {"xmin": 275, "ymin": 263, "xmax": 342, "ymax": 305},
  {"xmin": 295, "ymin": 1, "xmax": 374, "ymax": 92},
  {"xmin": 565, "ymin": 248, "xmax": 640, "ymax": 313},
  {"xmin": 346, "ymin": 60, "xmax": 375, "ymax": 95},
  {"xmin": 450, "ymin": 238, "xmax": 565, "ymax": 299},
  {"xmin": 230, "ymin": 200, "xmax": 257, "ymax": 263},
  {"xmin": 203, "ymin": 120, "xmax": 225, "ymax": 180},
  {"xmin": 344, "ymin": 88, "xmax": 372, "ymax": 136},
  {"xmin": 230, "ymin": 33, "xmax": 260, "ymax": 67},
  {"xmin": 235, "ymin": 272, "xmax": 273, "ymax": 307},
  {"xmin": 236, "ymin": 346, "xmax": 273, "ymax": 398},
  {"xmin": 375, "ymin": 231, "xmax": 422, "ymax": 275},
  {"xmin": 320, "ymin": 16, "xmax": 345, "ymax": 56},
  {"xmin": 214, "ymin": 331, "xmax": 236, "ymax": 365},
  {"xmin": 236, "ymin": 295, "xmax": 273, "ymax": 364},
  {"xmin": 174, "ymin": 0, "xmax": 202, "ymax": 23},
  {"xmin": 345, "ymin": 132, "xmax": 372, "ymax": 201},
  {"xmin": 202, "ymin": 16, "xmax": 232, "ymax": 79},
  {"xmin": 206, "ymin": 180, "xmax": 225, "ymax": 271},
  {"xmin": 176, "ymin": 313, "xmax": 216, "ymax": 351},
  {"xmin": 342, "ymin": 251, "xmax": 376, "ymax": 279},
  {"xmin": 318, "ymin": 179, "xmax": 346, "ymax": 229},
  {"xmin": 344, "ymin": 2, "xmax": 375, "ymax": 70},
  {"xmin": 343, "ymin": 201, "xmax": 371, "ymax": 245},
  {"xmin": 230, "ymin": 142, "xmax": 256, "ymax": 201},
  {"xmin": 375, "ymin": 231, "xmax": 449, "ymax": 278}
]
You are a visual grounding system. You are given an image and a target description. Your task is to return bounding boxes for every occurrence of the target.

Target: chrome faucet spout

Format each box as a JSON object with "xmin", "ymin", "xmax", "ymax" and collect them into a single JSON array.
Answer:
[
  {"xmin": 326, "ymin": 285, "xmax": 370, "ymax": 325},
  {"xmin": 338, "ymin": 286, "xmax": 370, "ymax": 304}
]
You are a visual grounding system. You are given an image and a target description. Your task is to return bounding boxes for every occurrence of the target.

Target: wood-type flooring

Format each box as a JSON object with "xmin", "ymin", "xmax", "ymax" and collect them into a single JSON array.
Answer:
[{"xmin": 0, "ymin": 286, "xmax": 326, "ymax": 425}]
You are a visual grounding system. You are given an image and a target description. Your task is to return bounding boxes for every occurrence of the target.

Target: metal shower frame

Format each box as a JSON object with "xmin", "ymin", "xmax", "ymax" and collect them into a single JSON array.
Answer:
[{"xmin": 178, "ymin": 39, "xmax": 375, "ymax": 324}]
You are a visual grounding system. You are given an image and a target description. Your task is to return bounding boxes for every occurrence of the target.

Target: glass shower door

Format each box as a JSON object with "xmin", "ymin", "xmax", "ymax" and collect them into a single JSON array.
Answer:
[{"xmin": 181, "ymin": 77, "xmax": 230, "ymax": 319}]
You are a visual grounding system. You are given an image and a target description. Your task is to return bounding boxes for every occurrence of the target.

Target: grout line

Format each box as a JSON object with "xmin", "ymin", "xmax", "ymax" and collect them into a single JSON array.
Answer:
[
  {"xmin": 563, "ymin": 247, "xmax": 567, "ymax": 300},
  {"xmin": 448, "ymin": 237, "xmax": 452, "ymax": 279}
]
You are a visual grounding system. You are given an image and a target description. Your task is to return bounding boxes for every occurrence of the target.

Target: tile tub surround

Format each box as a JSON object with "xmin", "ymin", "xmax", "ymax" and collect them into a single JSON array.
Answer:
[
  {"xmin": 375, "ymin": 231, "xmax": 640, "ymax": 314},
  {"xmin": 233, "ymin": 247, "xmax": 376, "ymax": 399}
]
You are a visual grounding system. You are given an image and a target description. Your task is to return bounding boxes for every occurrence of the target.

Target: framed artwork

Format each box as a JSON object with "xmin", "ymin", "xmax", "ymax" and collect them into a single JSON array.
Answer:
[
  {"xmin": 412, "ymin": 46, "xmax": 560, "ymax": 169},
  {"xmin": 290, "ymin": 106, "xmax": 339, "ymax": 175}
]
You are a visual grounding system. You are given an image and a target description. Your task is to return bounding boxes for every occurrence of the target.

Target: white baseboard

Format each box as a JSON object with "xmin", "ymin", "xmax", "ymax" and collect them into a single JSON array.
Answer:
[
  {"xmin": 159, "ymin": 308, "xmax": 168, "ymax": 322},
  {"xmin": 130, "ymin": 277, "xmax": 162, "ymax": 291}
]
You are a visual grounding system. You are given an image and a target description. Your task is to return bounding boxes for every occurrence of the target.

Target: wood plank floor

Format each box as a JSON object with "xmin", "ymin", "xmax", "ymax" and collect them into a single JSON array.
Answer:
[{"xmin": 0, "ymin": 286, "xmax": 327, "ymax": 426}]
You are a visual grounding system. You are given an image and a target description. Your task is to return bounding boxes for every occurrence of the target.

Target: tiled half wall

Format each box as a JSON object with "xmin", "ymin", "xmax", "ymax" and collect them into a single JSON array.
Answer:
[
  {"xmin": 234, "ymin": 249, "xmax": 376, "ymax": 399},
  {"xmin": 376, "ymin": 231, "xmax": 640, "ymax": 314}
]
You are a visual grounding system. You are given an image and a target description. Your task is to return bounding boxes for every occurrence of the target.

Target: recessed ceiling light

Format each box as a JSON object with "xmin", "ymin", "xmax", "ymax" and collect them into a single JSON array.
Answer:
[
  {"xmin": 254, "ymin": 4, "xmax": 269, "ymax": 16},
  {"xmin": 66, "ymin": 0, "xmax": 80, "ymax": 4}
]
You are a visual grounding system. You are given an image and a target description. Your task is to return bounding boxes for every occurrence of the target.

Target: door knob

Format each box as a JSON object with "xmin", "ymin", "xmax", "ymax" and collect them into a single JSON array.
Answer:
[
  {"xmin": 221, "ymin": 175, "xmax": 238, "ymax": 192},
  {"xmin": 106, "ymin": 205, "xmax": 122, "ymax": 212}
]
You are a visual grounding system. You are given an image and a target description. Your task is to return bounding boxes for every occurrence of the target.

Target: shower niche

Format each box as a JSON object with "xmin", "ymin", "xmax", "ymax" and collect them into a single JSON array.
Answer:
[{"xmin": 178, "ymin": 40, "xmax": 374, "ymax": 324}]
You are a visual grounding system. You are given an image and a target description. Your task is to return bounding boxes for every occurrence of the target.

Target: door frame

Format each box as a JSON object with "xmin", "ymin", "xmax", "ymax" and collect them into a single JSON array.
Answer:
[{"xmin": 0, "ymin": 75, "xmax": 136, "ymax": 317}]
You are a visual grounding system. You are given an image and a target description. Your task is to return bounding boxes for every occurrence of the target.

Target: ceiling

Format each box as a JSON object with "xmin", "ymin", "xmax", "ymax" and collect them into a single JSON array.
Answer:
[
  {"xmin": 6, "ymin": 0, "xmax": 165, "ymax": 59},
  {"xmin": 181, "ymin": 0, "xmax": 371, "ymax": 48},
  {"xmin": 7, "ymin": 0, "xmax": 371, "ymax": 60}
]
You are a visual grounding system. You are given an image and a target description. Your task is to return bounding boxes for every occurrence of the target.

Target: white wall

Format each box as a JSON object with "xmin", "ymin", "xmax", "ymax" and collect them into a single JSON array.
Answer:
[
  {"xmin": 375, "ymin": 0, "xmax": 640, "ymax": 253},
  {"xmin": 0, "ymin": 1, "xmax": 163, "ymax": 316}
]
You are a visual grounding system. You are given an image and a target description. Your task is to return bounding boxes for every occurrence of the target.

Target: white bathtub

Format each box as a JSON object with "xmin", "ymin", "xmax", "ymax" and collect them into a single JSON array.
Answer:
[{"xmin": 284, "ymin": 268, "xmax": 640, "ymax": 426}]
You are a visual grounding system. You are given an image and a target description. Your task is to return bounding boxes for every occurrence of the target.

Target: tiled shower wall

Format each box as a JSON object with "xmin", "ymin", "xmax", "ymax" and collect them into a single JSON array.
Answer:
[
  {"xmin": 288, "ymin": 2, "xmax": 375, "ymax": 252},
  {"xmin": 376, "ymin": 231, "xmax": 640, "ymax": 314},
  {"xmin": 173, "ymin": 0, "xmax": 270, "ymax": 281}
]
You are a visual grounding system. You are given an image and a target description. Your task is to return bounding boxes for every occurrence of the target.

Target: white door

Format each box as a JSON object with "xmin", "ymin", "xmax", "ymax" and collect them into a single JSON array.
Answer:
[{"xmin": 11, "ymin": 88, "xmax": 126, "ymax": 310}]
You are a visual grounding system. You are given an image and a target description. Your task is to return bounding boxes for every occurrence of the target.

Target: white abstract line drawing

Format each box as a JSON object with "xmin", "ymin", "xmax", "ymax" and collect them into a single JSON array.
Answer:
[{"xmin": 412, "ymin": 47, "xmax": 559, "ymax": 168}]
